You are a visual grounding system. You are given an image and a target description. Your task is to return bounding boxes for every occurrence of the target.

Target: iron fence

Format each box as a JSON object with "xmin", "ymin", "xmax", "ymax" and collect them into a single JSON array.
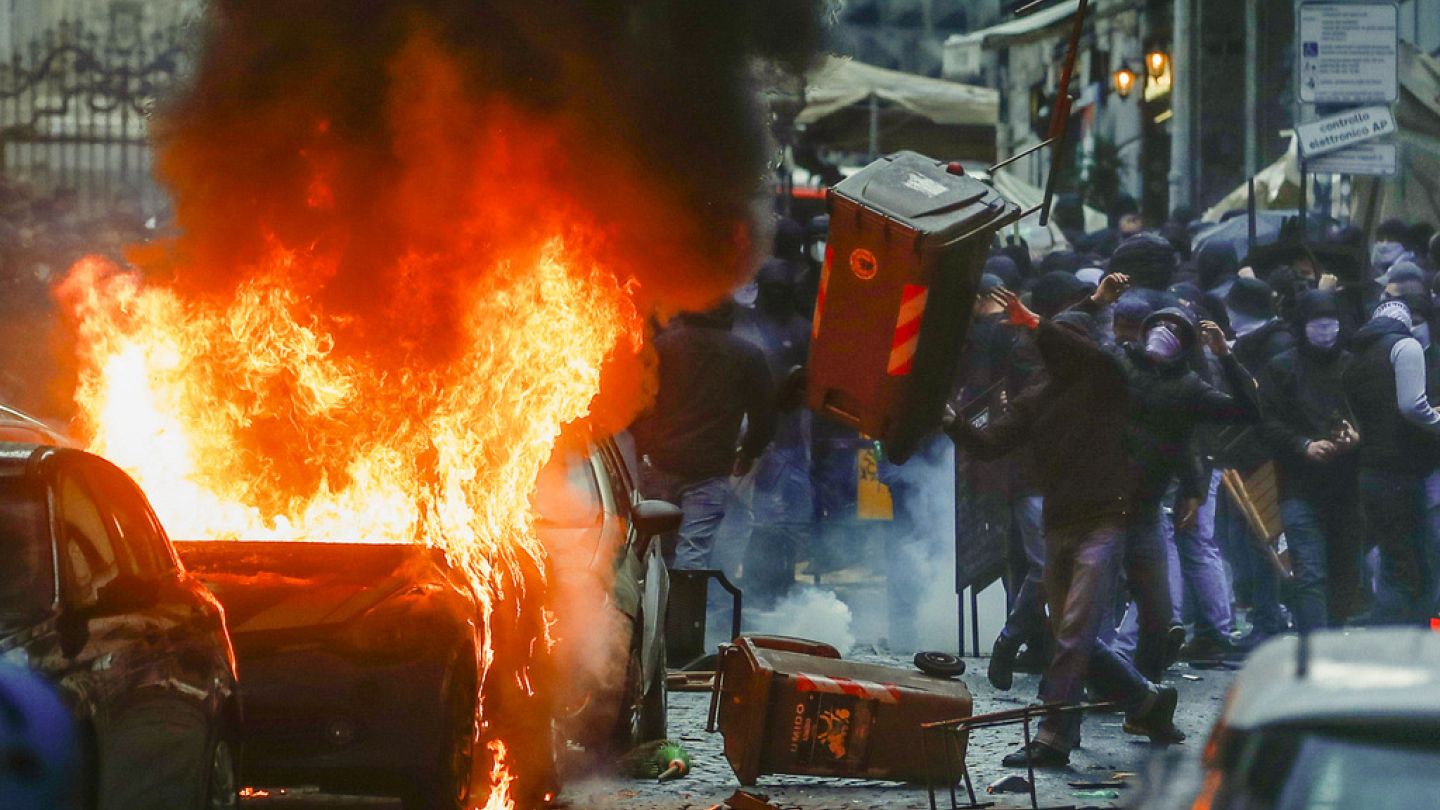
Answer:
[{"xmin": 0, "ymin": 9, "xmax": 194, "ymax": 220}]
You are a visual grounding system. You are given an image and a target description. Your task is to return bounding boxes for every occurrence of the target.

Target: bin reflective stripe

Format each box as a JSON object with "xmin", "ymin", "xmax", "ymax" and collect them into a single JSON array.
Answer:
[
  {"xmin": 793, "ymin": 673, "xmax": 902, "ymax": 704},
  {"xmin": 811, "ymin": 249, "xmax": 832, "ymax": 340},
  {"xmin": 887, "ymin": 284, "xmax": 929, "ymax": 376}
]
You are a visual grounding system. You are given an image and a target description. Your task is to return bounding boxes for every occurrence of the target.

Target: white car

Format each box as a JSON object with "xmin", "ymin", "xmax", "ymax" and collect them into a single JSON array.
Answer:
[{"xmin": 1135, "ymin": 628, "xmax": 1440, "ymax": 810}]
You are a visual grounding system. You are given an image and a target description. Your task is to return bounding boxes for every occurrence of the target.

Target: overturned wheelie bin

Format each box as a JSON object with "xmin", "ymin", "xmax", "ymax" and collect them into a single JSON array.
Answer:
[{"xmin": 708, "ymin": 636, "xmax": 973, "ymax": 785}]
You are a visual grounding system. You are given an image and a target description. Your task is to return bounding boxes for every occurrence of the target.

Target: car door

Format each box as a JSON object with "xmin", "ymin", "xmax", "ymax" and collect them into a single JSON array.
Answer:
[
  {"xmin": 594, "ymin": 439, "xmax": 667, "ymax": 686},
  {"xmin": 56, "ymin": 460, "xmax": 212, "ymax": 810}
]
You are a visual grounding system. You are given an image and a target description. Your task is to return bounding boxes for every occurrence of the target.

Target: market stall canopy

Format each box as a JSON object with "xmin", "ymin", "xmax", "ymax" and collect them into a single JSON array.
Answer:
[
  {"xmin": 792, "ymin": 56, "xmax": 999, "ymax": 162},
  {"xmin": 943, "ymin": 0, "xmax": 1135, "ymax": 78}
]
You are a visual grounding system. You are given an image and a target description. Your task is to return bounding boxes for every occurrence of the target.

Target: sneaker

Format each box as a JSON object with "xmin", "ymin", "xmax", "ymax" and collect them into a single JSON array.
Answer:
[
  {"xmin": 1001, "ymin": 740, "xmax": 1070, "ymax": 768},
  {"xmin": 988, "ymin": 635, "xmax": 1019, "ymax": 691},
  {"xmin": 1013, "ymin": 641, "xmax": 1049, "ymax": 674},
  {"xmin": 1228, "ymin": 629, "xmax": 1273, "ymax": 655},
  {"xmin": 1123, "ymin": 686, "xmax": 1187, "ymax": 744}
]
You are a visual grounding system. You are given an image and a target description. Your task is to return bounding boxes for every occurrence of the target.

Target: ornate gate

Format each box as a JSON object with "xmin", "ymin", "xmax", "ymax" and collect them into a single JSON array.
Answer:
[{"xmin": 0, "ymin": 5, "xmax": 194, "ymax": 219}]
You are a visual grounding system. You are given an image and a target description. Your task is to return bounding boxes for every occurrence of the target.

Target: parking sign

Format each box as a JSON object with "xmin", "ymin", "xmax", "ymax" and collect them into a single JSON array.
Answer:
[{"xmin": 1298, "ymin": 3, "xmax": 1399, "ymax": 105}]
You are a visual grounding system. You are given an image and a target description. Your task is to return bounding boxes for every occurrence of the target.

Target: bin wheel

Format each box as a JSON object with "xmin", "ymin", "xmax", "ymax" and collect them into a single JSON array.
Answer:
[{"xmin": 914, "ymin": 651, "xmax": 966, "ymax": 679}]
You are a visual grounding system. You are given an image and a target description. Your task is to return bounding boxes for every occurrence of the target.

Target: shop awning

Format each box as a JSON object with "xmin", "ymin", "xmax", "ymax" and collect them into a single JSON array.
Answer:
[
  {"xmin": 796, "ymin": 56, "xmax": 998, "ymax": 128},
  {"xmin": 944, "ymin": 0, "xmax": 1134, "ymax": 52}
]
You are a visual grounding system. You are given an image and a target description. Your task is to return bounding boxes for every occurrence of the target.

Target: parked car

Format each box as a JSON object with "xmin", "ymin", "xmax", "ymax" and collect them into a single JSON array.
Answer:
[
  {"xmin": 1134, "ymin": 628, "xmax": 1440, "ymax": 810},
  {"xmin": 175, "ymin": 434, "xmax": 679, "ymax": 810},
  {"xmin": 0, "ymin": 442, "xmax": 241, "ymax": 810}
]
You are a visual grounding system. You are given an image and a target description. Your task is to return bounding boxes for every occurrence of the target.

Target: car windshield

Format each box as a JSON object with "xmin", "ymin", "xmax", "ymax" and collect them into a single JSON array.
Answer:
[
  {"xmin": 0, "ymin": 477, "xmax": 54, "ymax": 628},
  {"xmin": 1237, "ymin": 730, "xmax": 1440, "ymax": 810}
]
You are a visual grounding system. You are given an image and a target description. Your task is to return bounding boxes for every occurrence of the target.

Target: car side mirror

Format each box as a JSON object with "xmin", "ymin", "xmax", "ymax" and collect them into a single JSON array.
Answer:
[
  {"xmin": 632, "ymin": 500, "xmax": 682, "ymax": 557},
  {"xmin": 90, "ymin": 574, "xmax": 160, "ymax": 616}
]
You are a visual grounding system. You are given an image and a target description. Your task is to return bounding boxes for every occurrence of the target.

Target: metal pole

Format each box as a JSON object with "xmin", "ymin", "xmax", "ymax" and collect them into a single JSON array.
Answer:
[
  {"xmin": 956, "ymin": 591, "xmax": 966, "ymax": 658},
  {"xmin": 970, "ymin": 587, "xmax": 980, "ymax": 658},
  {"xmin": 1169, "ymin": 0, "xmax": 1195, "ymax": 213},
  {"xmin": 1248, "ymin": 178, "xmax": 1258, "ymax": 258},
  {"xmin": 1245, "ymin": 0, "xmax": 1259, "ymax": 180},
  {"xmin": 1299, "ymin": 161, "xmax": 1308, "ymax": 235}
]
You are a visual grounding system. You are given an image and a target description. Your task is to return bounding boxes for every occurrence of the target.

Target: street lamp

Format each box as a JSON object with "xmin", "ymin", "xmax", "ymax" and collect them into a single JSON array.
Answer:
[
  {"xmin": 1113, "ymin": 64, "xmax": 1137, "ymax": 99},
  {"xmin": 1146, "ymin": 50, "xmax": 1169, "ymax": 79}
]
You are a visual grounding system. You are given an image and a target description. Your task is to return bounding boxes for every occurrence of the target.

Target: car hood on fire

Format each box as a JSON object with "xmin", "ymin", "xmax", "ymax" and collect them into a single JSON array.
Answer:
[{"xmin": 174, "ymin": 541, "xmax": 457, "ymax": 635}]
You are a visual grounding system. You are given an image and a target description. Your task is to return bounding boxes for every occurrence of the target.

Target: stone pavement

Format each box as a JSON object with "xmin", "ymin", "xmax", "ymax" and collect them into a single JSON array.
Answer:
[{"xmin": 562, "ymin": 655, "xmax": 1236, "ymax": 810}]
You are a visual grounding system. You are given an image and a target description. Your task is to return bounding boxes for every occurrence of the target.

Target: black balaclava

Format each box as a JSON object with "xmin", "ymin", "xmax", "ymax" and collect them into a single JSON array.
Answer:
[
  {"xmin": 1109, "ymin": 233, "xmax": 1180, "ymax": 291},
  {"xmin": 1195, "ymin": 241, "xmax": 1239, "ymax": 292},
  {"xmin": 1292, "ymin": 290, "xmax": 1344, "ymax": 360}
]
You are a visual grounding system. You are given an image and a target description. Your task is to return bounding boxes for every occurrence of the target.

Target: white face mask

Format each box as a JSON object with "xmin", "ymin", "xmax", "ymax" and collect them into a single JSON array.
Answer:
[
  {"xmin": 732, "ymin": 281, "xmax": 758, "ymax": 308},
  {"xmin": 1144, "ymin": 325, "xmax": 1183, "ymax": 363}
]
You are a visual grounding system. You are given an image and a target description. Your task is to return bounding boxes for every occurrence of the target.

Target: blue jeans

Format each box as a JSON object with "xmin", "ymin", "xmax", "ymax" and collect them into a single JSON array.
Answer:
[
  {"xmin": 642, "ymin": 465, "xmax": 730, "ymax": 571},
  {"xmin": 1001, "ymin": 495, "xmax": 1046, "ymax": 646},
  {"xmin": 1358, "ymin": 469, "xmax": 1429, "ymax": 624},
  {"xmin": 1036, "ymin": 523, "xmax": 1155, "ymax": 752},
  {"xmin": 1281, "ymin": 491, "xmax": 1362, "ymax": 631},
  {"xmin": 1114, "ymin": 506, "xmax": 1173, "ymax": 682},
  {"xmin": 1167, "ymin": 472, "xmax": 1233, "ymax": 638},
  {"xmin": 1217, "ymin": 491, "xmax": 1286, "ymax": 634}
]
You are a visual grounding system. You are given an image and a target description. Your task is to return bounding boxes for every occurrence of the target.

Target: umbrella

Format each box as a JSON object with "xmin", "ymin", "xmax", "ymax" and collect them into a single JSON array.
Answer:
[{"xmin": 1191, "ymin": 210, "xmax": 1297, "ymax": 265}]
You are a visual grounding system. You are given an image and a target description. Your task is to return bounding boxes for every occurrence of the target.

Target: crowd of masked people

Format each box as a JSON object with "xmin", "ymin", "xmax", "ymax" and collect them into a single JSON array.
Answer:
[
  {"xmin": 626, "ymin": 195, "xmax": 1440, "ymax": 766},
  {"xmin": 949, "ymin": 200, "xmax": 1440, "ymax": 768}
]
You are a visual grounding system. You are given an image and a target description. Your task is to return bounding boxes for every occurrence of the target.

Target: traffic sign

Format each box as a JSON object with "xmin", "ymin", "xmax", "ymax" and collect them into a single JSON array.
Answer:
[
  {"xmin": 1307, "ymin": 141, "xmax": 1398, "ymax": 176},
  {"xmin": 1296, "ymin": 105, "xmax": 1396, "ymax": 158},
  {"xmin": 1298, "ymin": 3, "xmax": 1399, "ymax": 105}
]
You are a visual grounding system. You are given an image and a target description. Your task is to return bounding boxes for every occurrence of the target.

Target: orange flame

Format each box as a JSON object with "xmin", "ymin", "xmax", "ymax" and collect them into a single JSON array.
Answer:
[{"xmin": 59, "ymin": 228, "xmax": 640, "ymax": 804}]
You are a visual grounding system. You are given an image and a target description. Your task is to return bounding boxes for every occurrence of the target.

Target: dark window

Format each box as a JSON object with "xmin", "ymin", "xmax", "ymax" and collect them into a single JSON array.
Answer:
[
  {"xmin": 92, "ymin": 465, "xmax": 173, "ymax": 577},
  {"xmin": 596, "ymin": 440, "xmax": 635, "ymax": 517},
  {"xmin": 0, "ymin": 478, "xmax": 54, "ymax": 627},
  {"xmin": 58, "ymin": 471, "xmax": 123, "ymax": 608}
]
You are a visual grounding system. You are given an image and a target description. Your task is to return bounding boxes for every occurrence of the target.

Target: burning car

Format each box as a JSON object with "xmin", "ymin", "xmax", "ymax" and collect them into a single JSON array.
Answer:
[
  {"xmin": 174, "ymin": 434, "xmax": 677, "ymax": 809},
  {"xmin": 0, "ymin": 443, "xmax": 241, "ymax": 810}
]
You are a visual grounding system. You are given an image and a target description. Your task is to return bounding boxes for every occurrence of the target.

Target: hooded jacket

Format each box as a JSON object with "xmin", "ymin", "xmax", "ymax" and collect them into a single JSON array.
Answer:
[
  {"xmin": 950, "ymin": 310, "xmax": 1132, "ymax": 535},
  {"xmin": 632, "ymin": 312, "xmax": 776, "ymax": 481},
  {"xmin": 1259, "ymin": 292, "xmax": 1357, "ymax": 496},
  {"xmin": 1343, "ymin": 315, "xmax": 1440, "ymax": 476},
  {"xmin": 1122, "ymin": 307, "xmax": 1262, "ymax": 508}
]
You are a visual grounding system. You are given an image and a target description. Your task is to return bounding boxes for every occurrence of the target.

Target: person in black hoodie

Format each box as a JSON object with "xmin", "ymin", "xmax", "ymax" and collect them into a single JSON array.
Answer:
[
  {"xmin": 1344, "ymin": 300, "xmax": 1440, "ymax": 623},
  {"xmin": 1214, "ymin": 276, "xmax": 1297, "ymax": 645},
  {"xmin": 1115, "ymin": 305, "xmax": 1262, "ymax": 681},
  {"xmin": 1259, "ymin": 291, "xmax": 1363, "ymax": 631},
  {"xmin": 949, "ymin": 275, "xmax": 1185, "ymax": 768}
]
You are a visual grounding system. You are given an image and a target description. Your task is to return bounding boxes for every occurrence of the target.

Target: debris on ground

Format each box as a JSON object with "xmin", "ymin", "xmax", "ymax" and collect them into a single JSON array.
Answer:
[
  {"xmin": 987, "ymin": 774, "xmax": 1033, "ymax": 794},
  {"xmin": 1073, "ymin": 788, "xmax": 1122, "ymax": 800},
  {"xmin": 1068, "ymin": 779, "xmax": 1128, "ymax": 789},
  {"xmin": 619, "ymin": 740, "xmax": 692, "ymax": 782},
  {"xmin": 706, "ymin": 789, "xmax": 780, "ymax": 810}
]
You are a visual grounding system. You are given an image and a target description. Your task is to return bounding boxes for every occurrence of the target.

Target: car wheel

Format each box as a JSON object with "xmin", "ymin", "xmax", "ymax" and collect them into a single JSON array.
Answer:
[
  {"xmin": 639, "ymin": 639, "xmax": 667, "ymax": 742},
  {"xmin": 203, "ymin": 736, "xmax": 239, "ymax": 810},
  {"xmin": 408, "ymin": 681, "xmax": 477, "ymax": 810},
  {"xmin": 611, "ymin": 646, "xmax": 646, "ymax": 751}
]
